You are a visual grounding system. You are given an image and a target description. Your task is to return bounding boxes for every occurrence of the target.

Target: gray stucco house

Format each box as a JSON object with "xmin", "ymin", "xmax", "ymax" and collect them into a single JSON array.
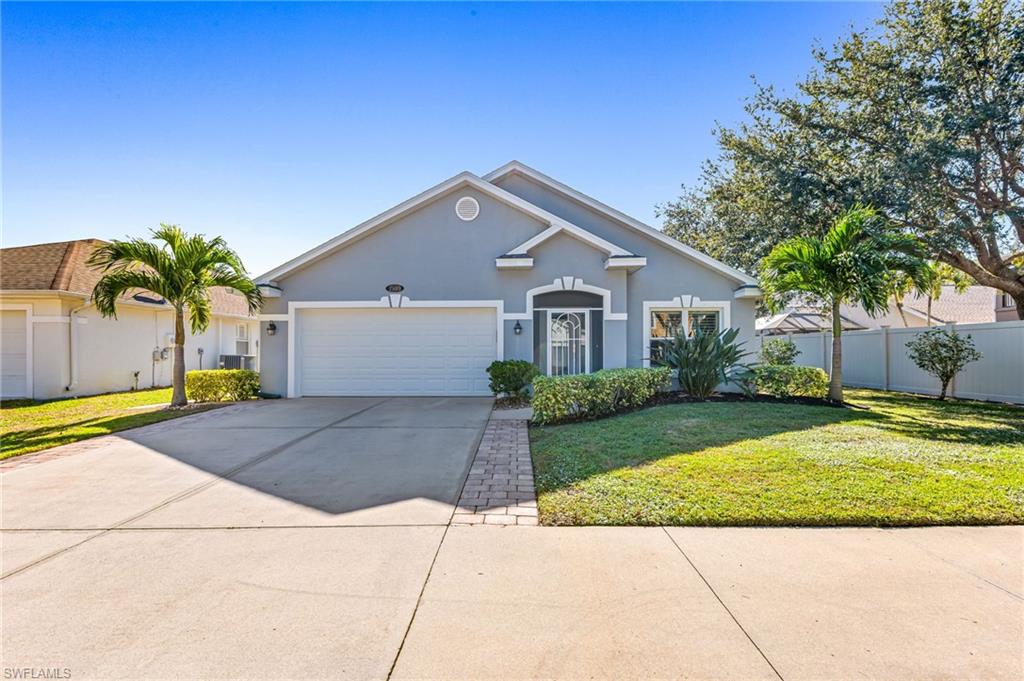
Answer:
[{"xmin": 256, "ymin": 162, "xmax": 761, "ymax": 397}]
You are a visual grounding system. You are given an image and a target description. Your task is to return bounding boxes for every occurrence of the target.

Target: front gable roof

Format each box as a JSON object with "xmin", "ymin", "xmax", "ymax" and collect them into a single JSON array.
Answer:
[
  {"xmin": 259, "ymin": 161, "xmax": 759, "ymax": 292},
  {"xmin": 258, "ymin": 171, "xmax": 613, "ymax": 283},
  {"xmin": 484, "ymin": 161, "xmax": 758, "ymax": 286}
]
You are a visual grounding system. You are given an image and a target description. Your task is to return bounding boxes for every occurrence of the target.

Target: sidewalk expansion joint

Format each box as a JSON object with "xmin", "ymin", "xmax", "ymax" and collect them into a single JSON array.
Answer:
[{"xmin": 662, "ymin": 527, "xmax": 785, "ymax": 681}]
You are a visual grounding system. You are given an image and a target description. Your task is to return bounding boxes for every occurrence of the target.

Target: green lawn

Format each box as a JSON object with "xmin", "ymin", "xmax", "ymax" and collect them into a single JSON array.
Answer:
[
  {"xmin": 1, "ymin": 388, "xmax": 220, "ymax": 460},
  {"xmin": 530, "ymin": 389, "xmax": 1024, "ymax": 526}
]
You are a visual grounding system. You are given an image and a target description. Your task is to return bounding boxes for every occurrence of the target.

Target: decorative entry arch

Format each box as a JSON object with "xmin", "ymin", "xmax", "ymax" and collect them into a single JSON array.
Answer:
[{"xmin": 503, "ymin": 277, "xmax": 626, "ymax": 321}]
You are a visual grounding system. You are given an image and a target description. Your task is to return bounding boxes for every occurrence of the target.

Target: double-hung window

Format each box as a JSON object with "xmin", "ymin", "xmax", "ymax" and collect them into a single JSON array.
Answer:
[{"xmin": 235, "ymin": 323, "xmax": 250, "ymax": 355}]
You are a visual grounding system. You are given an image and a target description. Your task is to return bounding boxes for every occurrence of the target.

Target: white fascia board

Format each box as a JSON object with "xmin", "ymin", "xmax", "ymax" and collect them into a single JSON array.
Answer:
[
  {"xmin": 257, "ymin": 170, "xmax": 612, "ymax": 284},
  {"xmin": 604, "ymin": 256, "xmax": 647, "ymax": 270},
  {"xmin": 733, "ymin": 285, "xmax": 763, "ymax": 299},
  {"xmin": 484, "ymin": 161, "xmax": 758, "ymax": 286},
  {"xmin": 496, "ymin": 257, "xmax": 534, "ymax": 269}
]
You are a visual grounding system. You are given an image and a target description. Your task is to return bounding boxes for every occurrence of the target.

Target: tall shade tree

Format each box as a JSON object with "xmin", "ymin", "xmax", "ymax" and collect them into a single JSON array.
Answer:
[
  {"xmin": 761, "ymin": 207, "xmax": 927, "ymax": 402},
  {"xmin": 88, "ymin": 225, "xmax": 262, "ymax": 407},
  {"xmin": 664, "ymin": 0, "xmax": 1024, "ymax": 313}
]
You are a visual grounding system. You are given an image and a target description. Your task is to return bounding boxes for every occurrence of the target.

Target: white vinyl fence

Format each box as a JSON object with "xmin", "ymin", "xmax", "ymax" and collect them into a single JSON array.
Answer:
[{"xmin": 756, "ymin": 320, "xmax": 1024, "ymax": 404}]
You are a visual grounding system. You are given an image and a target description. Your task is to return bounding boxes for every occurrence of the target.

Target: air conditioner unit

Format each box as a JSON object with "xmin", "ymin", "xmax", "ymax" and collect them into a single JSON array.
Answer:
[{"xmin": 219, "ymin": 354, "xmax": 254, "ymax": 370}]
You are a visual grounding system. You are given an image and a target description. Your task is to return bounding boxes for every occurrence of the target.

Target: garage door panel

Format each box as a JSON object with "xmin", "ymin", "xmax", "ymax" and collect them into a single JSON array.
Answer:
[
  {"xmin": 1, "ymin": 310, "xmax": 29, "ymax": 399},
  {"xmin": 297, "ymin": 308, "xmax": 496, "ymax": 396}
]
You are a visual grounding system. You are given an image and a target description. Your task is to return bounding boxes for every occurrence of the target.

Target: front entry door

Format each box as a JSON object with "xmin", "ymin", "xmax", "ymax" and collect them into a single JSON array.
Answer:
[{"xmin": 548, "ymin": 310, "xmax": 589, "ymax": 376}]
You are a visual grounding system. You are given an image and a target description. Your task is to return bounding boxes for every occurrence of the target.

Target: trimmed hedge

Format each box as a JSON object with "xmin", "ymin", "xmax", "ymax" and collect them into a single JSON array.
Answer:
[
  {"xmin": 186, "ymin": 369, "xmax": 261, "ymax": 402},
  {"xmin": 751, "ymin": 365, "xmax": 828, "ymax": 399},
  {"xmin": 532, "ymin": 367, "xmax": 671, "ymax": 425},
  {"xmin": 486, "ymin": 359, "xmax": 539, "ymax": 398}
]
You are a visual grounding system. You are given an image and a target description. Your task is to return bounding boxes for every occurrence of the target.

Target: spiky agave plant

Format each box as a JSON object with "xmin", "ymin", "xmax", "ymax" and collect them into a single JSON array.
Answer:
[
  {"xmin": 88, "ymin": 224, "xmax": 261, "ymax": 407},
  {"xmin": 659, "ymin": 327, "xmax": 750, "ymax": 399}
]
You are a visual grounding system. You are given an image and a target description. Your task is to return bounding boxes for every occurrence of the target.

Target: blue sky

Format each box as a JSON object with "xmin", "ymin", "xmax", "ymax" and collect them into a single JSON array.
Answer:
[{"xmin": 2, "ymin": 2, "xmax": 882, "ymax": 276}]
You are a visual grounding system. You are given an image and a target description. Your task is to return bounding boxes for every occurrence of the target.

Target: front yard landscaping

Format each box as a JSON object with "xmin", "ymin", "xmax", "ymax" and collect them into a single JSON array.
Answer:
[
  {"xmin": 1, "ymin": 388, "xmax": 220, "ymax": 460},
  {"xmin": 530, "ymin": 388, "xmax": 1024, "ymax": 526}
]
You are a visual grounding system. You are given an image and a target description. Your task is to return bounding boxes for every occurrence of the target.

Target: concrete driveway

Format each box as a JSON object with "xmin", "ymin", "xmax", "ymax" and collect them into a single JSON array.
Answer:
[{"xmin": 3, "ymin": 399, "xmax": 1022, "ymax": 680}]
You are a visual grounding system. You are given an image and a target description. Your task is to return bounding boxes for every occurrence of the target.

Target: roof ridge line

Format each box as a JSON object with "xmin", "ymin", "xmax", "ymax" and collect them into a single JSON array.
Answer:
[{"xmin": 51, "ymin": 241, "xmax": 80, "ymax": 291}]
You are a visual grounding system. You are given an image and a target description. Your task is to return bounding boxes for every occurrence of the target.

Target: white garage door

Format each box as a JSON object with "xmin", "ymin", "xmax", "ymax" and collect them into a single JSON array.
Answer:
[
  {"xmin": 1, "ymin": 310, "xmax": 29, "ymax": 399},
  {"xmin": 297, "ymin": 307, "xmax": 497, "ymax": 396}
]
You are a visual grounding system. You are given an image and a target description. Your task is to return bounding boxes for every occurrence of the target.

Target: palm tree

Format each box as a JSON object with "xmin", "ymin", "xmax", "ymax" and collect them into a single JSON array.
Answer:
[
  {"xmin": 760, "ymin": 206, "xmax": 926, "ymax": 402},
  {"xmin": 88, "ymin": 225, "xmax": 261, "ymax": 407}
]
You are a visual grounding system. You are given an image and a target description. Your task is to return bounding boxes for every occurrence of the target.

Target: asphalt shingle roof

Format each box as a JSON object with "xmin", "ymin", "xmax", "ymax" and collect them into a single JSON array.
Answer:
[{"xmin": 1, "ymin": 239, "xmax": 253, "ymax": 316}]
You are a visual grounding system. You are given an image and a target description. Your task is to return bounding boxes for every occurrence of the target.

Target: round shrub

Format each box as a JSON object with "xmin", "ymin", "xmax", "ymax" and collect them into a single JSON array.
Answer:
[
  {"xmin": 186, "ymin": 369, "xmax": 260, "ymax": 402},
  {"xmin": 759, "ymin": 338, "xmax": 800, "ymax": 366},
  {"xmin": 753, "ymin": 365, "xmax": 828, "ymax": 399},
  {"xmin": 485, "ymin": 360, "xmax": 539, "ymax": 398}
]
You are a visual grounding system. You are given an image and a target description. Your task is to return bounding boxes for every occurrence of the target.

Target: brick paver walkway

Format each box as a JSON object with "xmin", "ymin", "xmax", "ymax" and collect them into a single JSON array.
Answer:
[{"xmin": 452, "ymin": 418, "xmax": 537, "ymax": 526}]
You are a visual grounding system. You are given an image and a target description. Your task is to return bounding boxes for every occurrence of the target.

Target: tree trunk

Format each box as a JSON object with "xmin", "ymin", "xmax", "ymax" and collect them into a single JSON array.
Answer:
[
  {"xmin": 829, "ymin": 299, "xmax": 843, "ymax": 403},
  {"xmin": 926, "ymin": 296, "xmax": 933, "ymax": 326},
  {"xmin": 171, "ymin": 308, "xmax": 187, "ymax": 407},
  {"xmin": 1017, "ymin": 296, "xmax": 1024, "ymax": 321},
  {"xmin": 938, "ymin": 380, "xmax": 948, "ymax": 401},
  {"xmin": 894, "ymin": 298, "xmax": 909, "ymax": 327}
]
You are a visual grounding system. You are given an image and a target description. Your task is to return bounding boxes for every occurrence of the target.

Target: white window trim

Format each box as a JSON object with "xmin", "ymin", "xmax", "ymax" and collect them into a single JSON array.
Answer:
[
  {"xmin": 503, "ymin": 276, "xmax": 627, "ymax": 321},
  {"xmin": 642, "ymin": 297, "xmax": 731, "ymax": 368},
  {"xmin": 0, "ymin": 304, "xmax": 34, "ymax": 398},
  {"xmin": 235, "ymin": 322, "xmax": 251, "ymax": 355},
  {"xmin": 285, "ymin": 298, "xmax": 504, "ymax": 398}
]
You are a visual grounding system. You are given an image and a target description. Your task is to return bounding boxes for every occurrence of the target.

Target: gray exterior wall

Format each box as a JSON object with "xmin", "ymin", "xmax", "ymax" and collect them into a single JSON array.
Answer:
[
  {"xmin": 492, "ymin": 173, "xmax": 758, "ymax": 366},
  {"xmin": 259, "ymin": 176, "xmax": 758, "ymax": 395}
]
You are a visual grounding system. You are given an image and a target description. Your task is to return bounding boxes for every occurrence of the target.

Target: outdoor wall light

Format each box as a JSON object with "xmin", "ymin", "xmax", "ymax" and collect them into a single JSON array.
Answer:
[
  {"xmin": 513, "ymin": 321, "xmax": 523, "ymax": 335},
  {"xmin": 267, "ymin": 322, "xmax": 277, "ymax": 336}
]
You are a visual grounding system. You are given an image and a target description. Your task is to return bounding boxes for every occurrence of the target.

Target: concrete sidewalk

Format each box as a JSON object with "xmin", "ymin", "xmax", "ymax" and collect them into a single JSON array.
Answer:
[
  {"xmin": 4, "ymin": 524, "xmax": 1019, "ymax": 680},
  {"xmin": 393, "ymin": 525, "xmax": 1023, "ymax": 681}
]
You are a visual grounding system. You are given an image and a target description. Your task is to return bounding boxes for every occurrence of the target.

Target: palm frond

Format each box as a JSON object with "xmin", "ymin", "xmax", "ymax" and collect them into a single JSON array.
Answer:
[
  {"xmin": 205, "ymin": 271, "xmax": 263, "ymax": 314},
  {"xmin": 89, "ymin": 224, "xmax": 259, "ymax": 332},
  {"xmin": 91, "ymin": 270, "xmax": 171, "ymax": 319}
]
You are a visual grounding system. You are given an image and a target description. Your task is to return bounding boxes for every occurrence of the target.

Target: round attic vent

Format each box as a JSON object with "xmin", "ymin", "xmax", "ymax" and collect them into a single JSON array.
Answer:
[{"xmin": 455, "ymin": 196, "xmax": 480, "ymax": 221}]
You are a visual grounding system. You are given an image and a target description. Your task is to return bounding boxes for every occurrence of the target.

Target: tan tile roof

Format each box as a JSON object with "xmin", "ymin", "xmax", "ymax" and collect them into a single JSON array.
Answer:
[
  {"xmin": 902, "ymin": 285, "xmax": 997, "ymax": 324},
  {"xmin": 1, "ymin": 239, "xmax": 254, "ymax": 317}
]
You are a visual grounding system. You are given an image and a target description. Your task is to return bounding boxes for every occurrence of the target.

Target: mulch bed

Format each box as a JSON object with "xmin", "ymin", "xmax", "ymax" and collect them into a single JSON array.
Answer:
[{"xmin": 648, "ymin": 391, "xmax": 844, "ymax": 409}]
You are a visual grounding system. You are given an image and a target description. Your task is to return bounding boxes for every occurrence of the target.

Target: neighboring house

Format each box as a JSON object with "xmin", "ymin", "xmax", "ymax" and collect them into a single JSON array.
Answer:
[
  {"xmin": 995, "ymin": 290, "xmax": 1022, "ymax": 322},
  {"xmin": 256, "ymin": 161, "xmax": 762, "ymax": 397},
  {"xmin": 0, "ymin": 239, "xmax": 258, "ymax": 400},
  {"xmin": 757, "ymin": 285, "xmax": 1011, "ymax": 335}
]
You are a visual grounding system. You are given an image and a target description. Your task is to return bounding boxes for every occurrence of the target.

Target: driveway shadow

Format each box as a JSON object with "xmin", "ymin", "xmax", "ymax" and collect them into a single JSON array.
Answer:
[{"xmin": 111, "ymin": 397, "xmax": 494, "ymax": 524}]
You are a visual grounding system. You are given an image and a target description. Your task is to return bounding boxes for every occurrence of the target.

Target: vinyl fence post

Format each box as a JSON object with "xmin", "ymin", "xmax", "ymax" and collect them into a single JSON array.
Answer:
[
  {"xmin": 822, "ymin": 332, "xmax": 829, "ymax": 373},
  {"xmin": 946, "ymin": 322, "xmax": 957, "ymax": 399},
  {"xmin": 880, "ymin": 327, "xmax": 889, "ymax": 391}
]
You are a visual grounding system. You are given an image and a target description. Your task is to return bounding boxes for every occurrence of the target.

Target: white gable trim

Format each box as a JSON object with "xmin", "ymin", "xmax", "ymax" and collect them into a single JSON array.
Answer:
[
  {"xmin": 484, "ymin": 161, "xmax": 758, "ymax": 287},
  {"xmin": 506, "ymin": 223, "xmax": 633, "ymax": 258},
  {"xmin": 258, "ymin": 171, "xmax": 616, "ymax": 284}
]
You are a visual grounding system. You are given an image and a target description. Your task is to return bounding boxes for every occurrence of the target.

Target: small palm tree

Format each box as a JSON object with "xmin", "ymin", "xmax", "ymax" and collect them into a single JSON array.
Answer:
[
  {"xmin": 760, "ymin": 206, "xmax": 926, "ymax": 402},
  {"xmin": 888, "ymin": 262, "xmax": 974, "ymax": 327},
  {"xmin": 88, "ymin": 225, "xmax": 261, "ymax": 407}
]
